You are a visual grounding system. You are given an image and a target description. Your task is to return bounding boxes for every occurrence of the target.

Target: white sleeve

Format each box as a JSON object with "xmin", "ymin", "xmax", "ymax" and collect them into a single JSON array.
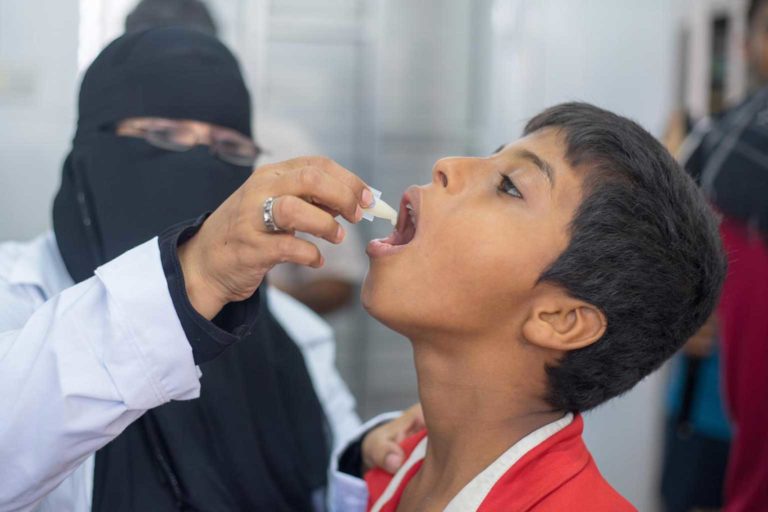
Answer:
[
  {"xmin": 303, "ymin": 335, "xmax": 363, "ymax": 452},
  {"xmin": 0, "ymin": 238, "xmax": 200, "ymax": 512}
]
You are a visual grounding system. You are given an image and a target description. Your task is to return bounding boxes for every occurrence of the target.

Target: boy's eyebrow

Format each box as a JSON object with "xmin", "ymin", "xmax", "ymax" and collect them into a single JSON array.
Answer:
[{"xmin": 513, "ymin": 149, "xmax": 555, "ymax": 187}]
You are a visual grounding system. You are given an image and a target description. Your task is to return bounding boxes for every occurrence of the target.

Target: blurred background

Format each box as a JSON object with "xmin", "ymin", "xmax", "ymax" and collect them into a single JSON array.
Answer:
[{"xmin": 0, "ymin": 0, "xmax": 755, "ymax": 510}]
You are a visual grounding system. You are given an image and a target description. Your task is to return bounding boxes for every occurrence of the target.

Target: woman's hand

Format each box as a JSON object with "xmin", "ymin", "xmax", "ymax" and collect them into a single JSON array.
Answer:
[
  {"xmin": 362, "ymin": 404, "xmax": 425, "ymax": 474},
  {"xmin": 178, "ymin": 156, "xmax": 373, "ymax": 319}
]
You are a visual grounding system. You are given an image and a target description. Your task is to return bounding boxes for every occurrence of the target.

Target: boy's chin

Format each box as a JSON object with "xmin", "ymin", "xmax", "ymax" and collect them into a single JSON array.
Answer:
[
  {"xmin": 361, "ymin": 268, "xmax": 390, "ymax": 313},
  {"xmin": 362, "ymin": 278, "xmax": 412, "ymax": 334},
  {"xmin": 362, "ymin": 267, "xmax": 436, "ymax": 336},
  {"xmin": 361, "ymin": 277, "xmax": 389, "ymax": 322}
]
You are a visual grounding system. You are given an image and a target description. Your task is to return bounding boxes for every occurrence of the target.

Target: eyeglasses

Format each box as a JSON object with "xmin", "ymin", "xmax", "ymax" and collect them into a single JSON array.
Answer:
[{"xmin": 116, "ymin": 117, "xmax": 261, "ymax": 167}]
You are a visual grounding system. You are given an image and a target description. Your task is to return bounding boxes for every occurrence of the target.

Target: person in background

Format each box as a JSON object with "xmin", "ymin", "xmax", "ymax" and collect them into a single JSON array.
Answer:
[
  {"xmin": 680, "ymin": 1, "xmax": 768, "ymax": 510},
  {"xmin": 659, "ymin": 113, "xmax": 732, "ymax": 512},
  {"xmin": 125, "ymin": 0, "xmax": 217, "ymax": 36},
  {"xmin": 261, "ymin": 128, "xmax": 368, "ymax": 315},
  {"xmin": 660, "ymin": 315, "xmax": 732, "ymax": 512},
  {"xmin": 253, "ymin": 88, "xmax": 369, "ymax": 316}
]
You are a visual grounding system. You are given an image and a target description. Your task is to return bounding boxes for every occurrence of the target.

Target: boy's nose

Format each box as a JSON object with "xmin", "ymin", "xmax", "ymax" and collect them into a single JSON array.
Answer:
[{"xmin": 431, "ymin": 157, "xmax": 477, "ymax": 193}]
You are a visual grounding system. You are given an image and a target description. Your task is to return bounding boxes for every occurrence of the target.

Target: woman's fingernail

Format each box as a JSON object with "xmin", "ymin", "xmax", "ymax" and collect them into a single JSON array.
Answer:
[
  {"xmin": 336, "ymin": 226, "xmax": 345, "ymax": 242},
  {"xmin": 362, "ymin": 188, "xmax": 374, "ymax": 207},
  {"xmin": 355, "ymin": 204, "xmax": 363, "ymax": 221}
]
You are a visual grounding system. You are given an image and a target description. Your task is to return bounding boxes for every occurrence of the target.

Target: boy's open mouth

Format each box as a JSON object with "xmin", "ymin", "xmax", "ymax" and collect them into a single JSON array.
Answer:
[{"xmin": 366, "ymin": 186, "xmax": 420, "ymax": 258}]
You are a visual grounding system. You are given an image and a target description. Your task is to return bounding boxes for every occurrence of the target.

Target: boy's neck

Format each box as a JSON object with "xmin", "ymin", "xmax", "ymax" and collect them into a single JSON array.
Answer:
[{"xmin": 397, "ymin": 337, "xmax": 564, "ymax": 512}]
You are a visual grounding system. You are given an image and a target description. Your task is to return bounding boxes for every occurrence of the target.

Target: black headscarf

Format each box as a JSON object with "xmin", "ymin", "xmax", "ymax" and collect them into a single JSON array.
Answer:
[
  {"xmin": 54, "ymin": 26, "xmax": 252, "ymax": 280},
  {"xmin": 52, "ymin": 27, "xmax": 329, "ymax": 511}
]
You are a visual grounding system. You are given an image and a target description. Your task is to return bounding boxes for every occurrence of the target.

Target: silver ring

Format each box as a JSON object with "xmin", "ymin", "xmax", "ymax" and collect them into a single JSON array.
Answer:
[{"xmin": 263, "ymin": 196, "xmax": 282, "ymax": 232}]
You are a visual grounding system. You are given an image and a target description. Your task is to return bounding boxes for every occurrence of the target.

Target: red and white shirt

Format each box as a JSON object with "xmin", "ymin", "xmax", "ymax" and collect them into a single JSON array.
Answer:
[{"xmin": 364, "ymin": 413, "xmax": 636, "ymax": 512}]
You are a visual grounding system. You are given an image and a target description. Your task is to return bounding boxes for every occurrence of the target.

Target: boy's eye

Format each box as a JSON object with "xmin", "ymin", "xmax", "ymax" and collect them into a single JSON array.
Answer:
[{"xmin": 498, "ymin": 173, "xmax": 523, "ymax": 199}]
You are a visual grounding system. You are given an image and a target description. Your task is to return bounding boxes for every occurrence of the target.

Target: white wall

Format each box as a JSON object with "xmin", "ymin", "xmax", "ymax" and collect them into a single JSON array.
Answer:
[
  {"xmin": 480, "ymin": 0, "xmax": 685, "ymax": 145},
  {"xmin": 0, "ymin": 0, "xmax": 79, "ymax": 241}
]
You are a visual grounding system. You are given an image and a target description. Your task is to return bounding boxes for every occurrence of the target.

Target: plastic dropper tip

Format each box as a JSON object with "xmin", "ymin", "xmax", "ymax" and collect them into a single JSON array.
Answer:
[{"xmin": 363, "ymin": 198, "xmax": 398, "ymax": 225}]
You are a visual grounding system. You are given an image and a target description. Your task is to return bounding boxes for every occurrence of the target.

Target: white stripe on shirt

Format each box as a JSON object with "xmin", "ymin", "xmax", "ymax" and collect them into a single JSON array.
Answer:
[{"xmin": 370, "ymin": 413, "xmax": 574, "ymax": 512}]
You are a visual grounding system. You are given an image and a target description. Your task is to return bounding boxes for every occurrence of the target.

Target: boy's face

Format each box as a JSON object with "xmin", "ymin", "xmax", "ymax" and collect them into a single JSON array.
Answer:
[{"xmin": 363, "ymin": 129, "xmax": 585, "ymax": 340}]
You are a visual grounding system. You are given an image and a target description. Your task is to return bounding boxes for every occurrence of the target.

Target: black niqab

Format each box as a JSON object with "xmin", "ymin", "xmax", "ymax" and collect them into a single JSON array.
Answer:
[
  {"xmin": 52, "ymin": 27, "xmax": 330, "ymax": 511},
  {"xmin": 54, "ymin": 26, "xmax": 252, "ymax": 281}
]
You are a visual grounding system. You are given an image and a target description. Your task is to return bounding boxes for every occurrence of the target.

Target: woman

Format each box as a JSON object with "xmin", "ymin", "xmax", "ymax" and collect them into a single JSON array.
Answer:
[{"xmin": 0, "ymin": 27, "xmax": 416, "ymax": 511}]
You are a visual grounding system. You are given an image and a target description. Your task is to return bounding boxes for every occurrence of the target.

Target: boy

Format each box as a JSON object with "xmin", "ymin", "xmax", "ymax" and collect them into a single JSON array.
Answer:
[{"xmin": 334, "ymin": 102, "xmax": 726, "ymax": 511}]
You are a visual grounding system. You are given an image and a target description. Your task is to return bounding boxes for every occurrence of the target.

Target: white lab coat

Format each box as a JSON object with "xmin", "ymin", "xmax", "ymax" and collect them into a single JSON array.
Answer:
[{"xmin": 0, "ymin": 232, "xmax": 363, "ymax": 512}]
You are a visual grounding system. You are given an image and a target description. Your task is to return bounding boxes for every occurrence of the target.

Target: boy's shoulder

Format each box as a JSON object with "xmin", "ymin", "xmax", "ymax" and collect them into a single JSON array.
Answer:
[
  {"xmin": 365, "ymin": 415, "xmax": 636, "ymax": 512},
  {"xmin": 477, "ymin": 414, "xmax": 636, "ymax": 511},
  {"xmin": 523, "ymin": 456, "xmax": 636, "ymax": 511}
]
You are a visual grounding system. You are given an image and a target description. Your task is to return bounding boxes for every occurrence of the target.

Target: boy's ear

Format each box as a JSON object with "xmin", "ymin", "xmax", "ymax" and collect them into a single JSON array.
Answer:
[{"xmin": 522, "ymin": 285, "xmax": 606, "ymax": 352}]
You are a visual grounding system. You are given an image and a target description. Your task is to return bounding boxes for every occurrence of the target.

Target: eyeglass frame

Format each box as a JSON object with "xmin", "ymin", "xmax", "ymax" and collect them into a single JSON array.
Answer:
[{"xmin": 114, "ymin": 117, "xmax": 262, "ymax": 167}]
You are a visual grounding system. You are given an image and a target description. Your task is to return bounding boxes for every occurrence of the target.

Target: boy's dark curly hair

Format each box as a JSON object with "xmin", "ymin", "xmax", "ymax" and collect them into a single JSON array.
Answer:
[{"xmin": 526, "ymin": 103, "xmax": 726, "ymax": 411}]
